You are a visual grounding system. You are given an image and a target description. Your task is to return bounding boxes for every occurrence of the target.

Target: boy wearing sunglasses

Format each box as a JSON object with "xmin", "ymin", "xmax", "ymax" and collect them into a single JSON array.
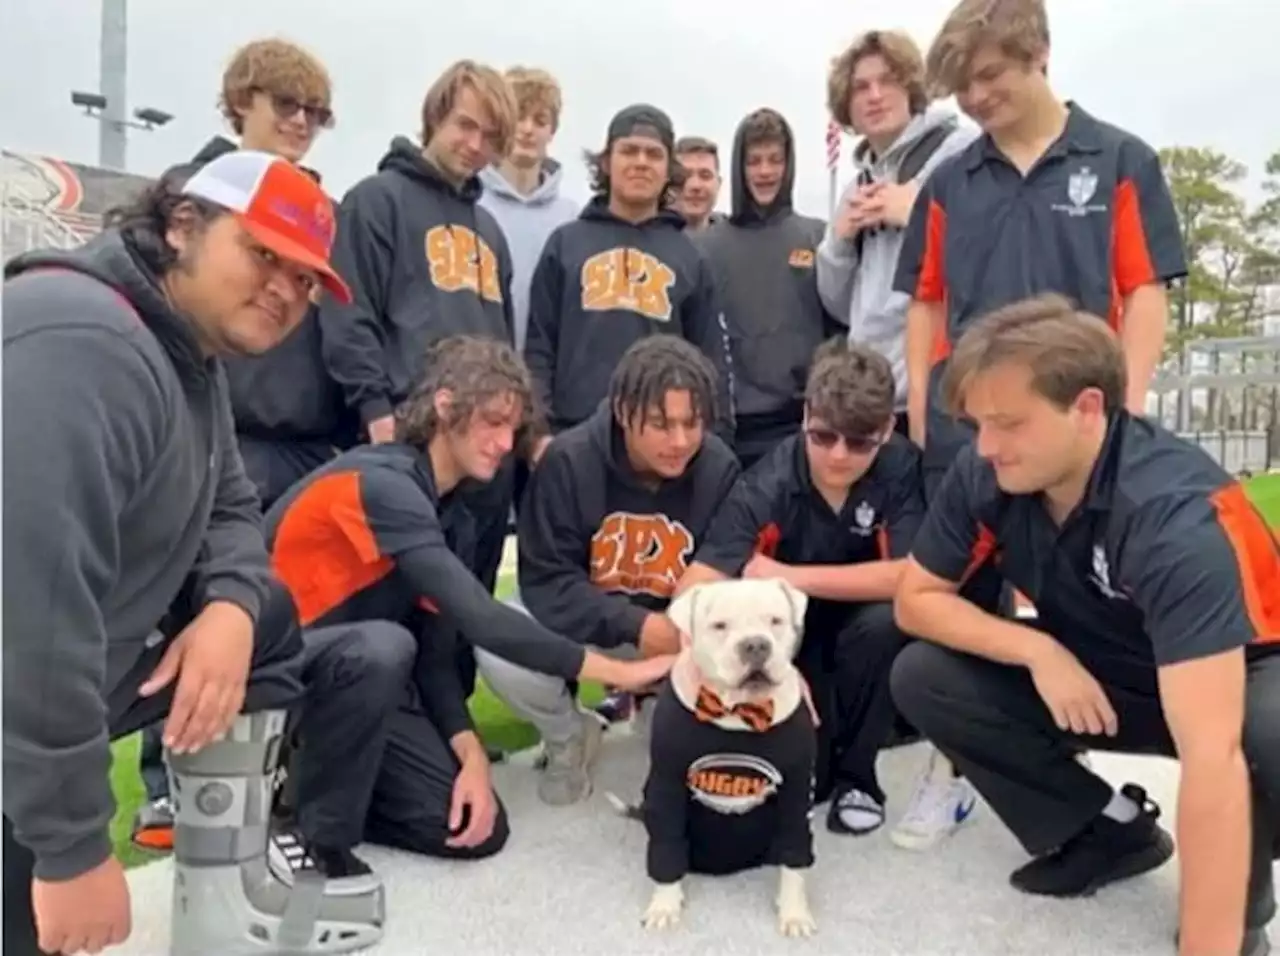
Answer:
[
  {"xmin": 132, "ymin": 38, "xmax": 351, "ymax": 854},
  {"xmin": 676, "ymin": 338, "xmax": 972, "ymax": 839}
]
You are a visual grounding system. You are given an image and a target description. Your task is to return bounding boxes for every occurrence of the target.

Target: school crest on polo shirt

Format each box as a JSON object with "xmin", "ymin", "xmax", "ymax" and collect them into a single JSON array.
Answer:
[
  {"xmin": 1056, "ymin": 165, "xmax": 1106, "ymax": 217},
  {"xmin": 850, "ymin": 501, "xmax": 876, "ymax": 537},
  {"xmin": 1088, "ymin": 543, "xmax": 1127, "ymax": 600}
]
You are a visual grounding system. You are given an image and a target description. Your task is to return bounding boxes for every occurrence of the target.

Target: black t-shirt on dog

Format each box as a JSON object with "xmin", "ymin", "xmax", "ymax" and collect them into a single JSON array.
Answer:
[{"xmin": 642, "ymin": 682, "xmax": 817, "ymax": 883}]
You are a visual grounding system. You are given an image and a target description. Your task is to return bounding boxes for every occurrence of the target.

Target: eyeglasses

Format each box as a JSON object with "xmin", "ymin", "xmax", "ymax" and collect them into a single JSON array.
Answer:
[
  {"xmin": 804, "ymin": 427, "xmax": 884, "ymax": 454},
  {"xmin": 257, "ymin": 89, "xmax": 335, "ymax": 130}
]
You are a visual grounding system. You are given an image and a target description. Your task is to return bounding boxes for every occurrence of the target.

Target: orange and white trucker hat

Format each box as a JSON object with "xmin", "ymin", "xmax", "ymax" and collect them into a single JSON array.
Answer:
[{"xmin": 180, "ymin": 150, "xmax": 352, "ymax": 304}]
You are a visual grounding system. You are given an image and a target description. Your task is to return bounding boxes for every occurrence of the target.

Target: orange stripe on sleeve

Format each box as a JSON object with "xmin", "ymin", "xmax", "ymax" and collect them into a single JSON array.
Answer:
[
  {"xmin": 754, "ymin": 522, "xmax": 782, "ymax": 558},
  {"xmin": 914, "ymin": 199, "xmax": 947, "ymax": 304},
  {"xmin": 958, "ymin": 523, "xmax": 997, "ymax": 587},
  {"xmin": 270, "ymin": 470, "xmax": 396, "ymax": 627},
  {"xmin": 1111, "ymin": 178, "xmax": 1157, "ymax": 309},
  {"xmin": 1208, "ymin": 482, "xmax": 1280, "ymax": 643}
]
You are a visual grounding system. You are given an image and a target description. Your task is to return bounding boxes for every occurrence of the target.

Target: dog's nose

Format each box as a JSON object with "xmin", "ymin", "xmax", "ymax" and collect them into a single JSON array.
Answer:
[{"xmin": 737, "ymin": 636, "xmax": 771, "ymax": 667}]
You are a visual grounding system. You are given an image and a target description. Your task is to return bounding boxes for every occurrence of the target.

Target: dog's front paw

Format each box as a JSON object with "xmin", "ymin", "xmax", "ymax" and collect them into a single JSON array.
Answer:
[
  {"xmin": 776, "ymin": 867, "xmax": 816, "ymax": 938},
  {"xmin": 641, "ymin": 882, "xmax": 684, "ymax": 930},
  {"xmin": 777, "ymin": 901, "xmax": 817, "ymax": 938}
]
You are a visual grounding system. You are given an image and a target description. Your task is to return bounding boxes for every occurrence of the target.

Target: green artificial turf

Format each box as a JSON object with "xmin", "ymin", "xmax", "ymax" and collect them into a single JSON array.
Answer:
[{"xmin": 102, "ymin": 474, "xmax": 1280, "ymax": 867}]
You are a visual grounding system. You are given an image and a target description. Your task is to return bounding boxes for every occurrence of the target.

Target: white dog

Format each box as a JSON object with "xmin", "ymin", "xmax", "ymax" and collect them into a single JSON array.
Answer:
[{"xmin": 610, "ymin": 578, "xmax": 818, "ymax": 938}]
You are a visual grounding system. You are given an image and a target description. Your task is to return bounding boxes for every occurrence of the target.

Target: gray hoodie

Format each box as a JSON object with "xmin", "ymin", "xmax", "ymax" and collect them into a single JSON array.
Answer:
[
  {"xmin": 2, "ymin": 231, "xmax": 271, "ymax": 881},
  {"xmin": 478, "ymin": 160, "xmax": 579, "ymax": 350},
  {"xmin": 816, "ymin": 107, "xmax": 978, "ymax": 408}
]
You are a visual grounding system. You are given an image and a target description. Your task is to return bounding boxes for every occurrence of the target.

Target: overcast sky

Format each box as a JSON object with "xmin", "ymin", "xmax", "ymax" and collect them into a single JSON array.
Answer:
[{"xmin": 2, "ymin": 0, "xmax": 1276, "ymax": 216}]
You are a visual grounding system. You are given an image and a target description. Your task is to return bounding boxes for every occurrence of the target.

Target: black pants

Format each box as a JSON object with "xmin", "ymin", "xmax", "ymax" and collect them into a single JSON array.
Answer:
[
  {"xmin": 3, "ymin": 580, "xmax": 306, "ymax": 956},
  {"xmin": 136, "ymin": 435, "xmax": 336, "ymax": 801},
  {"xmin": 291, "ymin": 619, "xmax": 508, "ymax": 860},
  {"xmin": 238, "ymin": 435, "xmax": 336, "ymax": 512},
  {"xmin": 734, "ymin": 409, "xmax": 802, "ymax": 473},
  {"xmin": 891, "ymin": 642, "xmax": 1280, "ymax": 928},
  {"xmin": 798, "ymin": 603, "xmax": 911, "ymax": 804}
]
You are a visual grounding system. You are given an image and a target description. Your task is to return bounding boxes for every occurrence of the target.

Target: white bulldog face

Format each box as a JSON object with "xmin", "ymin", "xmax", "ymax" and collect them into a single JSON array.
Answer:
[{"xmin": 667, "ymin": 578, "xmax": 807, "ymax": 699}]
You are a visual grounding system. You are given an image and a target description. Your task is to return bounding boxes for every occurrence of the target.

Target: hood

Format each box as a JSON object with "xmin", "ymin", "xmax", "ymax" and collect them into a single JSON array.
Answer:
[
  {"xmin": 729, "ymin": 112, "xmax": 797, "ymax": 227},
  {"xmin": 586, "ymin": 402, "xmax": 652, "ymax": 489},
  {"xmin": 478, "ymin": 159, "xmax": 567, "ymax": 207},
  {"xmin": 578, "ymin": 195, "xmax": 686, "ymax": 230},
  {"xmin": 853, "ymin": 105, "xmax": 962, "ymax": 172},
  {"xmin": 163, "ymin": 136, "xmax": 322, "ymax": 188},
  {"xmin": 5, "ymin": 230, "xmax": 210, "ymax": 382},
  {"xmin": 378, "ymin": 135, "xmax": 483, "ymax": 203}
]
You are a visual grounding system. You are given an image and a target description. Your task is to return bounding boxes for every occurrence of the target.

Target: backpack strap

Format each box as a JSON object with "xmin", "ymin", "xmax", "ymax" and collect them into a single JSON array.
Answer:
[{"xmin": 896, "ymin": 125, "xmax": 953, "ymax": 184}]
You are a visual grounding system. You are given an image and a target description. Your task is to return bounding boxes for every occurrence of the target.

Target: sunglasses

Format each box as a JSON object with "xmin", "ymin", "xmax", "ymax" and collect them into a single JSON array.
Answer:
[
  {"xmin": 804, "ymin": 427, "xmax": 884, "ymax": 454},
  {"xmin": 257, "ymin": 89, "xmax": 335, "ymax": 130}
]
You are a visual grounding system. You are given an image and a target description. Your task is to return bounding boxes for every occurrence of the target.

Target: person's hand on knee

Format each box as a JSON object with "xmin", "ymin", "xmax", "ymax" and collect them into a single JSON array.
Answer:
[
  {"xmin": 447, "ymin": 755, "xmax": 499, "ymax": 850},
  {"xmin": 138, "ymin": 600, "xmax": 255, "ymax": 754}
]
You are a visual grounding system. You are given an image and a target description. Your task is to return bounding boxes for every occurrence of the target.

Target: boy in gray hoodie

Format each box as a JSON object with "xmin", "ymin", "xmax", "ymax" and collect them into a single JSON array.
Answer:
[
  {"xmin": 477, "ymin": 65, "xmax": 579, "ymax": 353},
  {"xmin": 815, "ymin": 28, "xmax": 979, "ymax": 854},
  {"xmin": 817, "ymin": 30, "xmax": 977, "ymax": 436}
]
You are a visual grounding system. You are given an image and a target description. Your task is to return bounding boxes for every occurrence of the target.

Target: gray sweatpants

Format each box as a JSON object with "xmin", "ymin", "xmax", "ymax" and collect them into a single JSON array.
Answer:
[{"xmin": 475, "ymin": 602, "xmax": 636, "ymax": 749}]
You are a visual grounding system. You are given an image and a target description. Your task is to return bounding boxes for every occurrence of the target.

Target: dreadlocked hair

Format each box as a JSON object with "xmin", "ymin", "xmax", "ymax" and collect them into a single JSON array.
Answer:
[
  {"xmin": 395, "ymin": 335, "xmax": 540, "ymax": 451},
  {"xmin": 609, "ymin": 334, "xmax": 719, "ymax": 428}
]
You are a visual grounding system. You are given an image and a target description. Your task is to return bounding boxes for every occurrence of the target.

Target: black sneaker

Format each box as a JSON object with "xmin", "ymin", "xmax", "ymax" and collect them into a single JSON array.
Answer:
[
  {"xmin": 268, "ymin": 828, "xmax": 375, "ymax": 887},
  {"xmin": 1244, "ymin": 928, "xmax": 1273, "ymax": 956},
  {"xmin": 1010, "ymin": 783, "xmax": 1174, "ymax": 897},
  {"xmin": 310, "ymin": 844, "xmax": 374, "ymax": 880}
]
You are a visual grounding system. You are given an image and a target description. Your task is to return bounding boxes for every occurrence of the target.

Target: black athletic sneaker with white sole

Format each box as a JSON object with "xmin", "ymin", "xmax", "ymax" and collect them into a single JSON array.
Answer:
[{"xmin": 1010, "ymin": 783, "xmax": 1174, "ymax": 897}]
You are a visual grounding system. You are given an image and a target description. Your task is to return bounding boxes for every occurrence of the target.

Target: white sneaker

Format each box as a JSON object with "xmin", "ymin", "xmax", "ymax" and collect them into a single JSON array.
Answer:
[{"xmin": 890, "ymin": 749, "xmax": 977, "ymax": 851}]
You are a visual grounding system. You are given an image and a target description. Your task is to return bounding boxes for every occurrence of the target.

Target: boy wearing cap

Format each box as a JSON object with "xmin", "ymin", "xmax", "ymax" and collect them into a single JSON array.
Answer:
[
  {"xmin": 1, "ymin": 152, "xmax": 381, "ymax": 956},
  {"xmin": 522, "ymin": 104, "xmax": 735, "ymax": 444},
  {"xmin": 133, "ymin": 40, "xmax": 352, "ymax": 849}
]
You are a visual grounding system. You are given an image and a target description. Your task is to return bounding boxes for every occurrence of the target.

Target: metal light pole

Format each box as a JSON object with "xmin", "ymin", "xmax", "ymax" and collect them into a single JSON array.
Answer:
[
  {"xmin": 98, "ymin": 0, "xmax": 128, "ymax": 171},
  {"xmin": 69, "ymin": 0, "xmax": 173, "ymax": 171}
]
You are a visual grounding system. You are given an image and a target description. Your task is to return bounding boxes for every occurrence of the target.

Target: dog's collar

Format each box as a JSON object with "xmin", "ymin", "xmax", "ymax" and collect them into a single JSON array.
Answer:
[{"xmin": 694, "ymin": 685, "xmax": 775, "ymax": 732}]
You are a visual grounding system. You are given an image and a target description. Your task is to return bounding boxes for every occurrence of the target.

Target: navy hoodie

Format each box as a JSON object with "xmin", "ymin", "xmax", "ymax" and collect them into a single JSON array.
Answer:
[
  {"xmin": 3, "ymin": 231, "xmax": 275, "ymax": 881},
  {"xmin": 523, "ymin": 197, "xmax": 735, "ymax": 438},
  {"xmin": 516, "ymin": 403, "xmax": 740, "ymax": 648},
  {"xmin": 694, "ymin": 113, "xmax": 838, "ymax": 430},
  {"xmin": 318, "ymin": 136, "xmax": 517, "ymax": 429},
  {"xmin": 158, "ymin": 136, "xmax": 355, "ymax": 447}
]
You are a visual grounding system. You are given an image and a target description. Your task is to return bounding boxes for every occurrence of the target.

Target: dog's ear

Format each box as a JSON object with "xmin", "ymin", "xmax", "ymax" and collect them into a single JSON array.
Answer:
[
  {"xmin": 774, "ymin": 578, "xmax": 808, "ymax": 633},
  {"xmin": 666, "ymin": 584, "xmax": 702, "ymax": 639}
]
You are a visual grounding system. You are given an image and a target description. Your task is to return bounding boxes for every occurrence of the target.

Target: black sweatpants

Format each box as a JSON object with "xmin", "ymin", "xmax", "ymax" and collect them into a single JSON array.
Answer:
[
  {"xmin": 798, "ymin": 602, "xmax": 911, "ymax": 804},
  {"xmin": 891, "ymin": 642, "xmax": 1280, "ymax": 929},
  {"xmin": 291, "ymin": 619, "xmax": 509, "ymax": 861},
  {"xmin": 734, "ymin": 407, "xmax": 803, "ymax": 473},
  {"xmin": 137, "ymin": 435, "xmax": 335, "ymax": 802},
  {"xmin": 3, "ymin": 580, "xmax": 306, "ymax": 956},
  {"xmin": 238, "ymin": 434, "xmax": 336, "ymax": 512}
]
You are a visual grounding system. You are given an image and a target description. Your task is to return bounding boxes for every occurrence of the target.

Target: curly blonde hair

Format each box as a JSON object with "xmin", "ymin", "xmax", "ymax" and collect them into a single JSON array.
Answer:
[
  {"xmin": 220, "ymin": 38, "xmax": 332, "ymax": 134},
  {"xmin": 827, "ymin": 30, "xmax": 927, "ymax": 131}
]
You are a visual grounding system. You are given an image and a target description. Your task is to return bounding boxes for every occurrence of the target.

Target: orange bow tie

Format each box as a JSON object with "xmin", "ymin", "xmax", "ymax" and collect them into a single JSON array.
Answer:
[{"xmin": 694, "ymin": 685, "xmax": 775, "ymax": 732}]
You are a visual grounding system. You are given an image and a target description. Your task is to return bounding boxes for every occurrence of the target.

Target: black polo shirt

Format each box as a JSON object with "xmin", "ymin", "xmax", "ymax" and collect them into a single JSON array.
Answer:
[
  {"xmin": 692, "ymin": 432, "xmax": 926, "ymax": 577},
  {"xmin": 911, "ymin": 412, "xmax": 1280, "ymax": 696},
  {"xmin": 893, "ymin": 103, "xmax": 1188, "ymax": 466}
]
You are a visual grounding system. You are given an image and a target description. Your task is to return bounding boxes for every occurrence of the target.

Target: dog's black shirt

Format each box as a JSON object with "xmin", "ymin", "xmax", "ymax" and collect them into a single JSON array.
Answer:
[{"xmin": 642, "ymin": 681, "xmax": 817, "ymax": 883}]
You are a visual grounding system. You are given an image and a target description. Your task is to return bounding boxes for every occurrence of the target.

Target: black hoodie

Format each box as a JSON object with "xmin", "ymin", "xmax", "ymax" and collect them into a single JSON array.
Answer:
[
  {"xmin": 694, "ymin": 113, "xmax": 838, "ymax": 429},
  {"xmin": 3, "ymin": 231, "xmax": 274, "ymax": 882},
  {"xmin": 158, "ymin": 137, "xmax": 354, "ymax": 447},
  {"xmin": 523, "ymin": 197, "xmax": 735, "ymax": 439},
  {"xmin": 516, "ymin": 403, "xmax": 740, "ymax": 649},
  {"xmin": 317, "ymin": 136, "xmax": 517, "ymax": 429}
]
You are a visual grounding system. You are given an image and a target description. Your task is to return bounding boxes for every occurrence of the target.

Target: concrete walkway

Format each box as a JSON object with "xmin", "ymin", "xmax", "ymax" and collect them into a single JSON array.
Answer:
[{"xmin": 116, "ymin": 733, "xmax": 1261, "ymax": 955}]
